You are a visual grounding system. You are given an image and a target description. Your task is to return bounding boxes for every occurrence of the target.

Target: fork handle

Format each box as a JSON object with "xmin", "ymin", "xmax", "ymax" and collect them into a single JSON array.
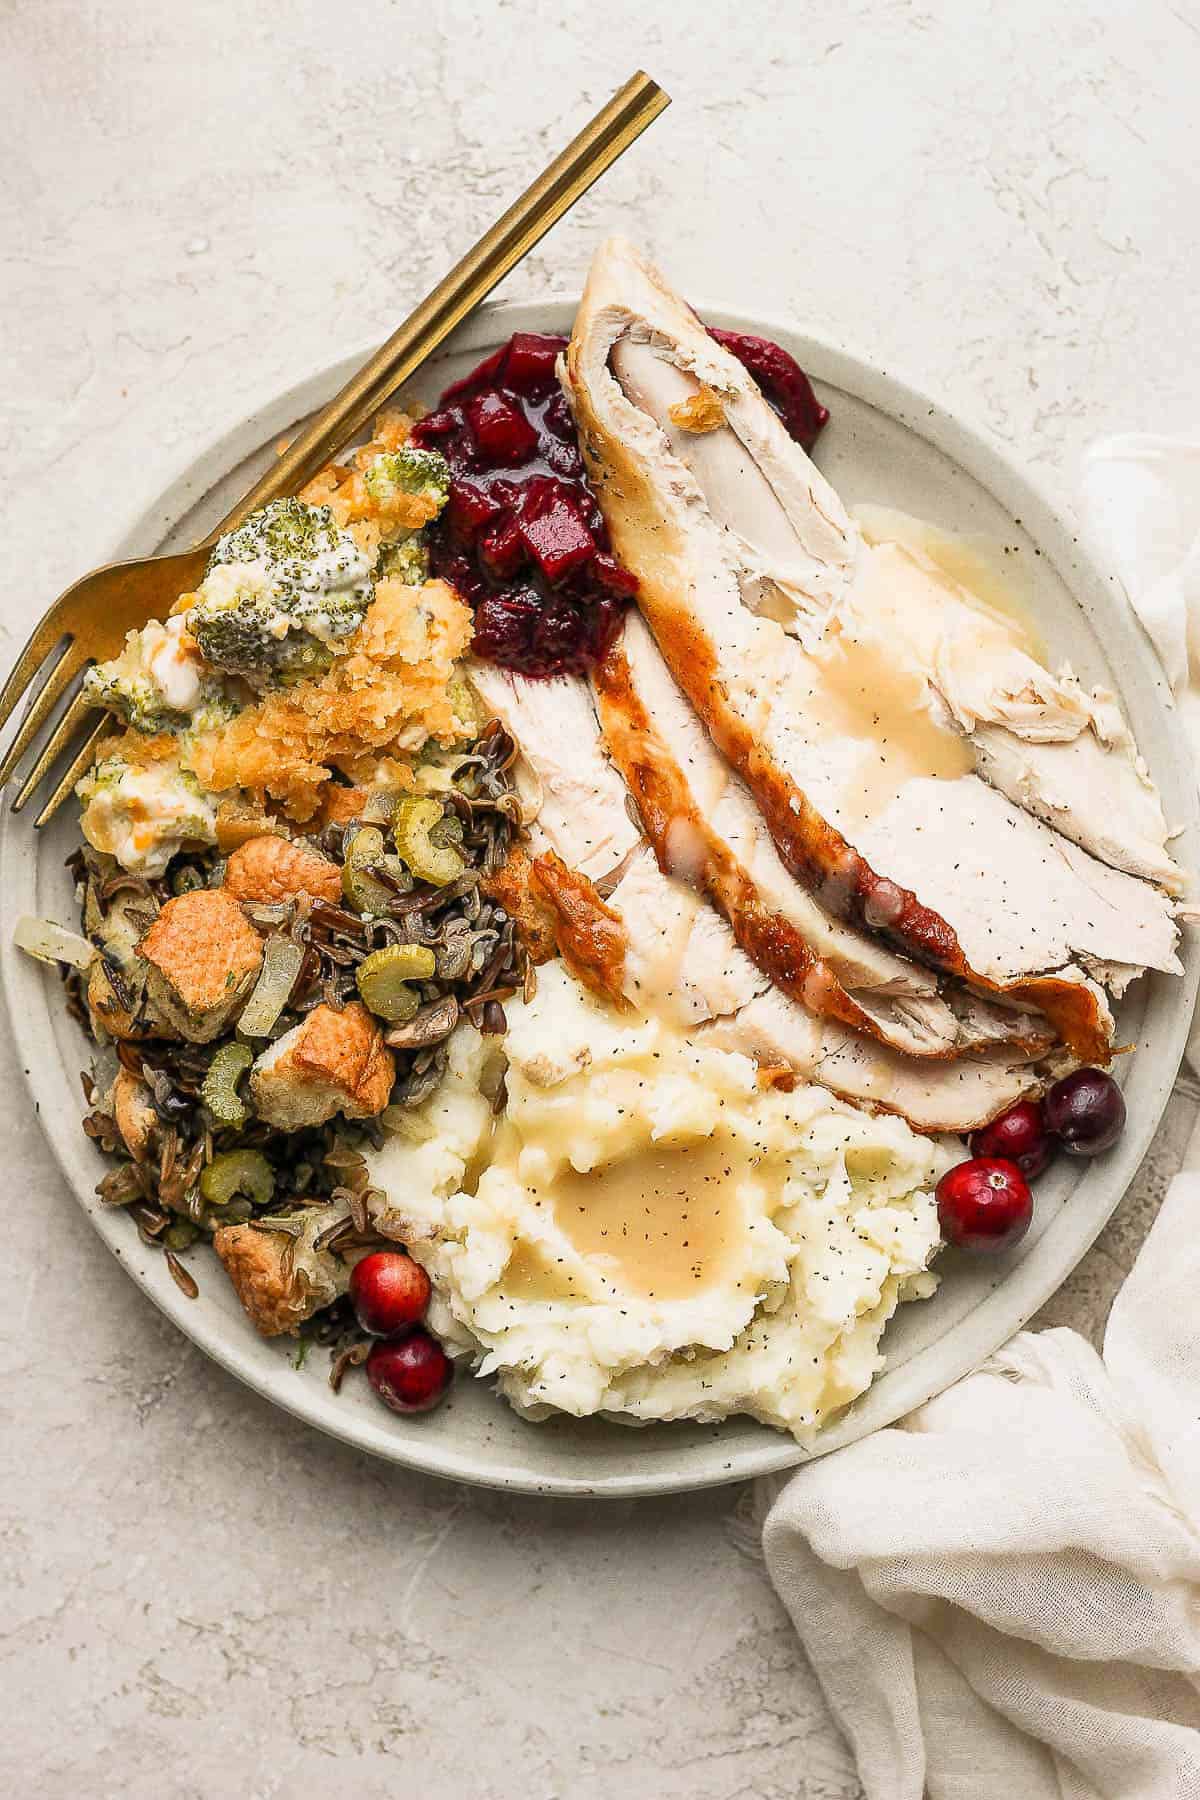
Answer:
[{"xmin": 205, "ymin": 71, "xmax": 669, "ymax": 542}]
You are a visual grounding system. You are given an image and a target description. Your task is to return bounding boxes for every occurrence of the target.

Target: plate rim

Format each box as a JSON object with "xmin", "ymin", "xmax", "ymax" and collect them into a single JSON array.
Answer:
[{"xmin": 3, "ymin": 294, "xmax": 1195, "ymax": 1498}]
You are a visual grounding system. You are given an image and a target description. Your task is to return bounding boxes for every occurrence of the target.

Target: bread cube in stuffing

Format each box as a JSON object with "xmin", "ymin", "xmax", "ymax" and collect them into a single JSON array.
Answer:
[
  {"xmin": 317, "ymin": 785, "xmax": 370, "ymax": 829},
  {"xmin": 223, "ymin": 834, "xmax": 342, "ymax": 905},
  {"xmin": 249, "ymin": 1000, "xmax": 395, "ymax": 1129},
  {"xmin": 213, "ymin": 1205, "xmax": 353, "ymax": 1337},
  {"xmin": 87, "ymin": 960, "xmax": 152, "ymax": 1041},
  {"xmin": 138, "ymin": 888, "xmax": 264, "ymax": 1042}
]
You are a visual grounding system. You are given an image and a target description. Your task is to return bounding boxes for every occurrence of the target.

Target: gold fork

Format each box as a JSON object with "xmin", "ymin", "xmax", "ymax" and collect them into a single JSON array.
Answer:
[{"xmin": 0, "ymin": 70, "xmax": 669, "ymax": 827}]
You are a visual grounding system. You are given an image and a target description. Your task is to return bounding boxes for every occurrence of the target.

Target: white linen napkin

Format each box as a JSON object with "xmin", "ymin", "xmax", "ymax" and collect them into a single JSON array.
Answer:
[
  {"xmin": 1082, "ymin": 436, "xmax": 1200, "ymax": 769},
  {"xmin": 761, "ymin": 437, "xmax": 1200, "ymax": 1799}
]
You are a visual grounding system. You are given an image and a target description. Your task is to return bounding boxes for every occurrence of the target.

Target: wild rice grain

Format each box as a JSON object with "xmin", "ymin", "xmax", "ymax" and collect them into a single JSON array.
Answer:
[{"xmin": 165, "ymin": 1250, "xmax": 199, "ymax": 1299}]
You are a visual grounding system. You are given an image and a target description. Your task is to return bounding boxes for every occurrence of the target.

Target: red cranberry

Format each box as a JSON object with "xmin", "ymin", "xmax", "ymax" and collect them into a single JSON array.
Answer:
[
  {"xmin": 541, "ymin": 386, "xmax": 581, "ymax": 444},
  {"xmin": 583, "ymin": 594, "xmax": 626, "ymax": 663},
  {"xmin": 367, "ymin": 1330, "xmax": 452, "ymax": 1415},
  {"xmin": 440, "ymin": 336, "xmax": 567, "ymax": 404},
  {"xmin": 531, "ymin": 596, "xmax": 583, "ymax": 665},
  {"xmin": 440, "ymin": 343, "xmax": 508, "ymax": 401},
  {"xmin": 349, "ymin": 1251, "xmax": 431, "ymax": 1338},
  {"xmin": 502, "ymin": 332, "xmax": 566, "ymax": 395},
  {"xmin": 412, "ymin": 331, "xmax": 648, "ymax": 678},
  {"xmin": 1043, "ymin": 1068, "xmax": 1126, "ymax": 1156},
  {"xmin": 969, "ymin": 1100, "xmax": 1052, "ymax": 1178},
  {"xmin": 408, "ymin": 403, "xmax": 460, "ymax": 441},
  {"xmin": 936, "ymin": 1157, "xmax": 1033, "ymax": 1253},
  {"xmin": 473, "ymin": 590, "xmax": 543, "ymax": 668},
  {"xmin": 445, "ymin": 479, "xmax": 504, "ymax": 544},
  {"xmin": 465, "ymin": 390, "xmax": 539, "ymax": 465},
  {"xmin": 591, "ymin": 551, "xmax": 639, "ymax": 597},
  {"xmin": 517, "ymin": 480, "xmax": 597, "ymax": 580},
  {"xmin": 478, "ymin": 516, "xmax": 527, "ymax": 579}
]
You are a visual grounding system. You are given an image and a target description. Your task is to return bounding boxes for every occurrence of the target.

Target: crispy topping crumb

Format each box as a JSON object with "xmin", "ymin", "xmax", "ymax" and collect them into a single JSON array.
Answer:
[{"xmin": 668, "ymin": 384, "xmax": 727, "ymax": 434}]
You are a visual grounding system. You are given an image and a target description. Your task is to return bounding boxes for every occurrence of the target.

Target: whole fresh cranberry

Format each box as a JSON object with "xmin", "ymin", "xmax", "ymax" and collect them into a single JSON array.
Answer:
[
  {"xmin": 349, "ymin": 1252, "xmax": 431, "ymax": 1338},
  {"xmin": 1043, "ymin": 1068, "xmax": 1126, "ymax": 1156},
  {"xmin": 936, "ymin": 1157, "xmax": 1033, "ymax": 1253},
  {"xmin": 367, "ymin": 1330, "xmax": 452, "ymax": 1415},
  {"xmin": 969, "ymin": 1099, "xmax": 1052, "ymax": 1179}
]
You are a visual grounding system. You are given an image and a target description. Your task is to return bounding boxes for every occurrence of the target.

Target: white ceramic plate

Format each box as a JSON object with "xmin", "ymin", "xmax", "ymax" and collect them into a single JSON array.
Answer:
[{"xmin": 3, "ymin": 299, "xmax": 1196, "ymax": 1498}]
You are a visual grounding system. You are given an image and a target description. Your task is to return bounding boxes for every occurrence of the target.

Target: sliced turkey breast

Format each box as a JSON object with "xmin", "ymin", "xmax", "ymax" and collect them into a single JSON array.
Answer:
[
  {"xmin": 702, "ymin": 988, "xmax": 1056, "ymax": 1133},
  {"xmin": 563, "ymin": 236, "xmax": 1182, "ymax": 1061},
  {"xmin": 581, "ymin": 238, "xmax": 1180, "ymax": 898},
  {"xmin": 467, "ymin": 661, "xmax": 641, "ymax": 884},
  {"xmin": 603, "ymin": 843, "xmax": 768, "ymax": 1025},
  {"xmin": 593, "ymin": 610, "xmax": 1055, "ymax": 1062},
  {"xmin": 468, "ymin": 661, "xmax": 1053, "ymax": 1131},
  {"xmin": 467, "ymin": 660, "xmax": 764, "ymax": 1027},
  {"xmin": 849, "ymin": 516, "xmax": 1181, "ymax": 894}
]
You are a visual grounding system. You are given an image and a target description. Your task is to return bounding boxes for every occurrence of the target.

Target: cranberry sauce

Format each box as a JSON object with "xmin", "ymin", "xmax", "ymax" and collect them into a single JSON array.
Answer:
[
  {"xmin": 411, "ymin": 333, "xmax": 634, "ymax": 678},
  {"xmin": 707, "ymin": 329, "xmax": 829, "ymax": 452},
  {"xmin": 413, "ymin": 327, "xmax": 830, "ymax": 678}
]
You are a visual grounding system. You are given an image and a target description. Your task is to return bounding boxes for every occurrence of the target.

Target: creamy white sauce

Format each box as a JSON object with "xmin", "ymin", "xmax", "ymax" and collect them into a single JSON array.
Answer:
[
  {"xmin": 77, "ymin": 757, "xmax": 219, "ymax": 876},
  {"xmin": 144, "ymin": 616, "xmax": 204, "ymax": 713}
]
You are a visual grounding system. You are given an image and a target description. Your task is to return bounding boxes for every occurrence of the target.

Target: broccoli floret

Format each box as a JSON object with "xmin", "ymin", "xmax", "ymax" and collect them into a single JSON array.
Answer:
[
  {"xmin": 189, "ymin": 586, "xmax": 347, "ymax": 685},
  {"xmin": 84, "ymin": 617, "xmax": 207, "ymax": 733},
  {"xmin": 190, "ymin": 498, "xmax": 373, "ymax": 688},
  {"xmin": 77, "ymin": 753, "xmax": 218, "ymax": 877},
  {"xmin": 364, "ymin": 447, "xmax": 451, "ymax": 513},
  {"xmin": 364, "ymin": 448, "xmax": 449, "ymax": 587},
  {"xmin": 376, "ymin": 535, "xmax": 431, "ymax": 585},
  {"xmin": 85, "ymin": 666, "xmax": 178, "ymax": 733},
  {"xmin": 210, "ymin": 496, "xmax": 346, "ymax": 569},
  {"xmin": 78, "ymin": 756, "xmax": 126, "ymax": 797}
]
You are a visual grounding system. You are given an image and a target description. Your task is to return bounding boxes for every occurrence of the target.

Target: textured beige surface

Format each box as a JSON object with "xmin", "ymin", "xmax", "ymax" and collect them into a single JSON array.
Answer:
[{"xmin": 3, "ymin": 3, "xmax": 1199, "ymax": 1794}]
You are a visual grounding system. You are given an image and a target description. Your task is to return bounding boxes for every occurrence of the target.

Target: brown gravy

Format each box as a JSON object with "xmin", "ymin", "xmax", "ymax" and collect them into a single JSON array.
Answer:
[
  {"xmin": 814, "ymin": 634, "xmax": 973, "ymax": 777},
  {"xmin": 517, "ymin": 1139, "xmax": 756, "ymax": 1303},
  {"xmin": 853, "ymin": 503, "xmax": 1046, "ymax": 661},
  {"xmin": 798, "ymin": 631, "xmax": 974, "ymax": 826}
]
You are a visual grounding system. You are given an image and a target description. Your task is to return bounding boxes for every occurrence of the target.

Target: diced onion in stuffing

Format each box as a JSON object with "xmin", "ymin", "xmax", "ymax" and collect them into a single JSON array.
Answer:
[{"xmin": 14, "ymin": 915, "xmax": 96, "ymax": 971}]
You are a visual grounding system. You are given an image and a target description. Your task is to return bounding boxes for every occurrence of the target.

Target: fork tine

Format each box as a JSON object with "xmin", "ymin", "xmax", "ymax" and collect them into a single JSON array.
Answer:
[
  {"xmin": 35, "ymin": 716, "xmax": 115, "ymax": 828},
  {"xmin": 0, "ymin": 626, "xmax": 71, "ymax": 740},
  {"xmin": 11, "ymin": 689, "xmax": 99, "ymax": 814},
  {"xmin": 0, "ymin": 642, "xmax": 89, "ymax": 789}
]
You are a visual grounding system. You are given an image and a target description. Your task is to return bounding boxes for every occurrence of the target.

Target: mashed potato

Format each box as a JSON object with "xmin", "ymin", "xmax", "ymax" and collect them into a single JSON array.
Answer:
[{"xmin": 368, "ymin": 964, "xmax": 951, "ymax": 1441}]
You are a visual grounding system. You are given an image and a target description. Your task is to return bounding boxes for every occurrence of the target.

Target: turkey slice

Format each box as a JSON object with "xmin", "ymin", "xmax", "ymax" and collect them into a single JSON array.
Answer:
[
  {"xmin": 593, "ymin": 611, "xmax": 1055, "ymax": 1062},
  {"xmin": 701, "ymin": 988, "xmax": 1056, "ymax": 1133},
  {"xmin": 467, "ymin": 660, "xmax": 764, "ymax": 1027},
  {"xmin": 466, "ymin": 661, "xmax": 640, "ymax": 884},
  {"xmin": 571, "ymin": 236, "xmax": 1180, "ymax": 896},
  {"xmin": 849, "ymin": 510, "xmax": 1181, "ymax": 894},
  {"xmin": 468, "ymin": 660, "xmax": 1055, "ymax": 1131},
  {"xmin": 563, "ymin": 236, "xmax": 1182, "ymax": 1061}
]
